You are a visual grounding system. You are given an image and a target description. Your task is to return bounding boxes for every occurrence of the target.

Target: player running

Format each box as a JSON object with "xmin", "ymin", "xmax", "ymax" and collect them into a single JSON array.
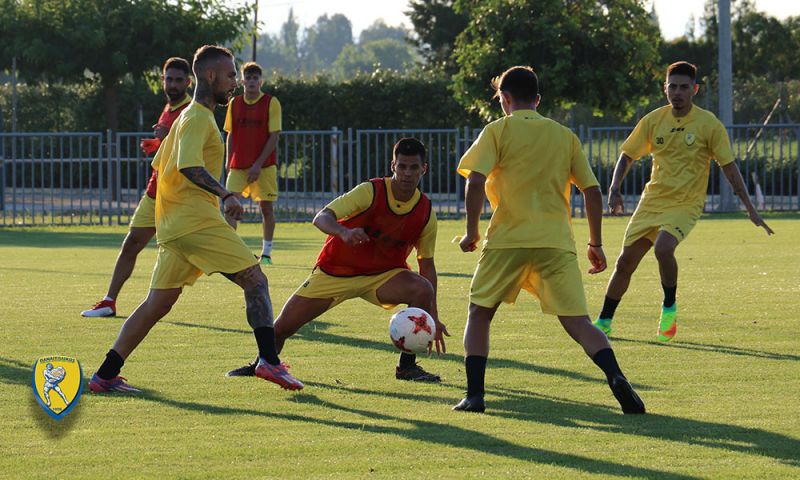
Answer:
[
  {"xmin": 594, "ymin": 61, "xmax": 773, "ymax": 342},
  {"xmin": 89, "ymin": 45, "xmax": 302, "ymax": 393},
  {"xmin": 81, "ymin": 57, "xmax": 192, "ymax": 318}
]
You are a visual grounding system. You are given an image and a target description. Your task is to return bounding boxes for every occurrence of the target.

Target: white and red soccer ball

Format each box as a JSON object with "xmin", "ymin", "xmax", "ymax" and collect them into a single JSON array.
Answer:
[{"xmin": 389, "ymin": 307, "xmax": 435, "ymax": 353}]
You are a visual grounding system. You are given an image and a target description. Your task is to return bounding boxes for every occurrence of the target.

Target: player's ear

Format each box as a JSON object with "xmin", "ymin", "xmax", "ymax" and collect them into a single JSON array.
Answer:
[
  {"xmin": 693, "ymin": 83, "xmax": 699, "ymax": 95},
  {"xmin": 534, "ymin": 94, "xmax": 541, "ymax": 108}
]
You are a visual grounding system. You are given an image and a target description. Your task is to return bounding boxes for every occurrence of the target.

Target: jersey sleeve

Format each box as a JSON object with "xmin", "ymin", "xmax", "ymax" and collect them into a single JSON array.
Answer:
[
  {"xmin": 268, "ymin": 97, "xmax": 282, "ymax": 133},
  {"xmin": 415, "ymin": 208, "xmax": 438, "ymax": 259},
  {"xmin": 457, "ymin": 125, "xmax": 497, "ymax": 178},
  {"xmin": 710, "ymin": 120, "xmax": 735, "ymax": 166},
  {"xmin": 569, "ymin": 134, "xmax": 599, "ymax": 190},
  {"xmin": 223, "ymin": 101, "xmax": 233, "ymax": 133},
  {"xmin": 325, "ymin": 182, "xmax": 374, "ymax": 219},
  {"xmin": 176, "ymin": 116, "xmax": 209, "ymax": 170},
  {"xmin": 620, "ymin": 116, "xmax": 651, "ymax": 160}
]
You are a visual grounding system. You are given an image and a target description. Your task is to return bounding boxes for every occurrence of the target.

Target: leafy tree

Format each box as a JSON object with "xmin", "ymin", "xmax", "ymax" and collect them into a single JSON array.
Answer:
[
  {"xmin": 406, "ymin": 0, "xmax": 469, "ymax": 71},
  {"xmin": 452, "ymin": 0, "xmax": 662, "ymax": 120},
  {"xmin": 303, "ymin": 14, "xmax": 354, "ymax": 71},
  {"xmin": 0, "ymin": 0, "xmax": 250, "ymax": 131},
  {"xmin": 358, "ymin": 19, "xmax": 409, "ymax": 44},
  {"xmin": 334, "ymin": 39, "xmax": 416, "ymax": 78}
]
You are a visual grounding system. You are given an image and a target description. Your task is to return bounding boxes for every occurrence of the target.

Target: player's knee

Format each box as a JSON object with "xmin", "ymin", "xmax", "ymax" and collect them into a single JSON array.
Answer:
[
  {"xmin": 259, "ymin": 202, "xmax": 274, "ymax": 219},
  {"xmin": 653, "ymin": 243, "xmax": 675, "ymax": 262},
  {"xmin": 239, "ymin": 265, "xmax": 267, "ymax": 290},
  {"xmin": 411, "ymin": 275, "xmax": 434, "ymax": 304},
  {"xmin": 121, "ymin": 235, "xmax": 148, "ymax": 257},
  {"xmin": 615, "ymin": 255, "xmax": 637, "ymax": 275}
]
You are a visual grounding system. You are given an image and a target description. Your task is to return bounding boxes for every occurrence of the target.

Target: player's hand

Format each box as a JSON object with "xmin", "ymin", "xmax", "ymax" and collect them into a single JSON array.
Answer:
[
  {"xmin": 428, "ymin": 320, "xmax": 450, "ymax": 356},
  {"xmin": 223, "ymin": 194, "xmax": 243, "ymax": 221},
  {"xmin": 608, "ymin": 189, "xmax": 624, "ymax": 215},
  {"xmin": 340, "ymin": 227, "xmax": 370, "ymax": 247},
  {"xmin": 459, "ymin": 232, "xmax": 480, "ymax": 252},
  {"xmin": 749, "ymin": 211, "xmax": 774, "ymax": 235},
  {"xmin": 152, "ymin": 123, "xmax": 169, "ymax": 140},
  {"xmin": 247, "ymin": 165, "xmax": 261, "ymax": 184},
  {"xmin": 587, "ymin": 245, "xmax": 607, "ymax": 274}
]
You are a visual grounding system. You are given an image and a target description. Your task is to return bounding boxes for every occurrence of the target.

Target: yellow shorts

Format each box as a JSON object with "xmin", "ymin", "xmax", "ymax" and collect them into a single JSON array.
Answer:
[
  {"xmin": 129, "ymin": 195, "xmax": 156, "ymax": 229},
  {"xmin": 226, "ymin": 165, "xmax": 278, "ymax": 202},
  {"xmin": 150, "ymin": 224, "xmax": 258, "ymax": 289},
  {"xmin": 294, "ymin": 268, "xmax": 407, "ymax": 309},
  {"xmin": 623, "ymin": 208, "xmax": 700, "ymax": 246},
  {"xmin": 470, "ymin": 248, "xmax": 589, "ymax": 316}
]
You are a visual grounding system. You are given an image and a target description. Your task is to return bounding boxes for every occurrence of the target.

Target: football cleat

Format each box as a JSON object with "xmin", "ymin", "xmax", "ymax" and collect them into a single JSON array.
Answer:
[
  {"xmin": 395, "ymin": 363, "xmax": 441, "ymax": 382},
  {"xmin": 453, "ymin": 395, "xmax": 485, "ymax": 413},
  {"xmin": 88, "ymin": 373, "xmax": 140, "ymax": 393},
  {"xmin": 260, "ymin": 255, "xmax": 272, "ymax": 266},
  {"xmin": 225, "ymin": 357, "xmax": 258, "ymax": 377},
  {"xmin": 609, "ymin": 374, "xmax": 645, "ymax": 414},
  {"xmin": 81, "ymin": 299, "xmax": 116, "ymax": 317},
  {"xmin": 255, "ymin": 359, "xmax": 303, "ymax": 390},
  {"xmin": 657, "ymin": 303, "xmax": 677, "ymax": 342},
  {"xmin": 593, "ymin": 317, "xmax": 613, "ymax": 336}
]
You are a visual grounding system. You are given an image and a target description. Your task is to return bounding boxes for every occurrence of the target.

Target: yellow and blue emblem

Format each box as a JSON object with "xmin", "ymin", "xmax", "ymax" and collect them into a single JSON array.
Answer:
[
  {"xmin": 32, "ymin": 356, "xmax": 83, "ymax": 420},
  {"xmin": 684, "ymin": 132, "xmax": 696, "ymax": 146}
]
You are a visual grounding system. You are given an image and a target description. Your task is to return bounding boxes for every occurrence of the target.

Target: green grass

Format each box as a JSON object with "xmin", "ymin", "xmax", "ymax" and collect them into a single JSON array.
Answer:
[{"xmin": 1, "ymin": 216, "xmax": 799, "ymax": 479}]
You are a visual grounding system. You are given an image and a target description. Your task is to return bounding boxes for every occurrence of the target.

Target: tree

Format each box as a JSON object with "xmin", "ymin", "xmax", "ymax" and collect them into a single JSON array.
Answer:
[
  {"xmin": 333, "ymin": 39, "xmax": 416, "ymax": 78},
  {"xmin": 406, "ymin": 0, "xmax": 469, "ymax": 72},
  {"xmin": 452, "ymin": 0, "xmax": 662, "ymax": 120},
  {"xmin": 303, "ymin": 14, "xmax": 354, "ymax": 72},
  {"xmin": 358, "ymin": 19, "xmax": 409, "ymax": 44},
  {"xmin": 1, "ymin": 0, "xmax": 250, "ymax": 131}
]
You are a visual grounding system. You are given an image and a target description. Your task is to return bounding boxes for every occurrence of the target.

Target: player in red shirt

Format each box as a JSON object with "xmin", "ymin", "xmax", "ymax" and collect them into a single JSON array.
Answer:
[
  {"xmin": 223, "ymin": 62, "xmax": 281, "ymax": 265},
  {"xmin": 226, "ymin": 138, "xmax": 449, "ymax": 382},
  {"xmin": 81, "ymin": 57, "xmax": 192, "ymax": 318}
]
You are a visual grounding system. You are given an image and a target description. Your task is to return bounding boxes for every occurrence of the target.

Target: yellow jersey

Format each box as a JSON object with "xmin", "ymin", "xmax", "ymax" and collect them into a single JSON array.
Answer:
[
  {"xmin": 152, "ymin": 101, "xmax": 226, "ymax": 243},
  {"xmin": 622, "ymin": 104, "xmax": 734, "ymax": 212},
  {"xmin": 223, "ymin": 93, "xmax": 282, "ymax": 133},
  {"xmin": 458, "ymin": 109, "xmax": 599, "ymax": 252},
  {"xmin": 326, "ymin": 178, "xmax": 438, "ymax": 259}
]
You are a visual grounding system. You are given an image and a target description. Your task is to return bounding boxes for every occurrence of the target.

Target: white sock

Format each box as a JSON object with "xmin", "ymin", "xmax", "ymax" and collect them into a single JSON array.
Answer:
[
  {"xmin": 262, "ymin": 240, "xmax": 273, "ymax": 257},
  {"xmin": 104, "ymin": 296, "xmax": 114, "ymax": 302}
]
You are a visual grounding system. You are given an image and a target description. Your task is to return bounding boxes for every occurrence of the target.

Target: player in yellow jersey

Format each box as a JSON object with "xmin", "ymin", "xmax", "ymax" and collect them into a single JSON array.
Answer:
[
  {"xmin": 594, "ymin": 62, "xmax": 773, "ymax": 342},
  {"xmin": 89, "ymin": 45, "xmax": 303, "ymax": 393},
  {"xmin": 454, "ymin": 66, "xmax": 644, "ymax": 414}
]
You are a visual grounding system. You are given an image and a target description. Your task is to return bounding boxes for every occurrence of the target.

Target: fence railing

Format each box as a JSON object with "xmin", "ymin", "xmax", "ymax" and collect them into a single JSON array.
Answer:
[{"xmin": 1, "ymin": 124, "xmax": 798, "ymax": 226}]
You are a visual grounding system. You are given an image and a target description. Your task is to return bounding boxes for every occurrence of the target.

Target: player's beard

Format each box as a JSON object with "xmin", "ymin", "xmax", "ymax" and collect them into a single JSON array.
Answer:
[
  {"xmin": 165, "ymin": 89, "xmax": 184, "ymax": 102},
  {"xmin": 212, "ymin": 79, "xmax": 231, "ymax": 106}
]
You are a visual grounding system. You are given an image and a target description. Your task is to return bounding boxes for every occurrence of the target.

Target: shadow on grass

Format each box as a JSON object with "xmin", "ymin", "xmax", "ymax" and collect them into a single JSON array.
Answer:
[
  {"xmin": 437, "ymin": 271, "xmax": 473, "ymax": 278},
  {"xmin": 124, "ymin": 387, "xmax": 699, "ymax": 479},
  {"xmin": 307, "ymin": 380, "xmax": 800, "ymax": 469},
  {"xmin": 613, "ymin": 337, "xmax": 800, "ymax": 362},
  {"xmin": 161, "ymin": 320, "xmax": 655, "ymax": 390}
]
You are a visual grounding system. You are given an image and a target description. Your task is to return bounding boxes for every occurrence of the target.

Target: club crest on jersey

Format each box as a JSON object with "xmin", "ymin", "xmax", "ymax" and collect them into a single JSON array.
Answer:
[
  {"xmin": 684, "ymin": 133, "xmax": 696, "ymax": 146},
  {"xmin": 31, "ymin": 356, "xmax": 83, "ymax": 420}
]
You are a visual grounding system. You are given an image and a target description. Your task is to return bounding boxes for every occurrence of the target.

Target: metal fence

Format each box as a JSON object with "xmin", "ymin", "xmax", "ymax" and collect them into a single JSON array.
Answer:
[{"xmin": 1, "ymin": 124, "xmax": 798, "ymax": 226}]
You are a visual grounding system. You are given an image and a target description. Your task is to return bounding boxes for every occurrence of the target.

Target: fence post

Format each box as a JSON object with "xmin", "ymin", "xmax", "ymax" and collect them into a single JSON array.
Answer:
[{"xmin": 330, "ymin": 127, "xmax": 339, "ymax": 195}]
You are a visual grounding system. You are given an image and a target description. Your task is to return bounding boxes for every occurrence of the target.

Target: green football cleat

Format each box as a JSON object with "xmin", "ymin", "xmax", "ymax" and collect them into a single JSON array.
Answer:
[
  {"xmin": 593, "ymin": 318, "xmax": 613, "ymax": 336},
  {"xmin": 260, "ymin": 255, "xmax": 272, "ymax": 266},
  {"xmin": 657, "ymin": 303, "xmax": 677, "ymax": 342}
]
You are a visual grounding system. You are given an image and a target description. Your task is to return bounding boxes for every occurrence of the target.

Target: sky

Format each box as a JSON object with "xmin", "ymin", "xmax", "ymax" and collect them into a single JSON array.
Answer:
[{"xmin": 250, "ymin": 0, "xmax": 800, "ymax": 40}]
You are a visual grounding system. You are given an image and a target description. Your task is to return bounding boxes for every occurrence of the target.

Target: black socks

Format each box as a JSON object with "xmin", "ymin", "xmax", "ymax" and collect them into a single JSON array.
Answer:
[
  {"xmin": 253, "ymin": 327, "xmax": 280, "ymax": 365},
  {"xmin": 465, "ymin": 355, "xmax": 487, "ymax": 397},
  {"xmin": 662, "ymin": 283, "xmax": 677, "ymax": 308},
  {"xmin": 398, "ymin": 352, "xmax": 416, "ymax": 369},
  {"xmin": 599, "ymin": 296, "xmax": 621, "ymax": 319},
  {"xmin": 591, "ymin": 348, "xmax": 624, "ymax": 383},
  {"xmin": 97, "ymin": 349, "xmax": 124, "ymax": 380}
]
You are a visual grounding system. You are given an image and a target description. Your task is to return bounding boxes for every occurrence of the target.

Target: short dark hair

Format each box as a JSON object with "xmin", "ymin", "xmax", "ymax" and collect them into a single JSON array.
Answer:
[
  {"xmin": 667, "ymin": 61, "xmax": 697, "ymax": 81},
  {"xmin": 162, "ymin": 57, "xmax": 190, "ymax": 75},
  {"xmin": 192, "ymin": 45, "xmax": 234, "ymax": 76},
  {"xmin": 393, "ymin": 137, "xmax": 426, "ymax": 163},
  {"xmin": 241, "ymin": 61, "xmax": 263, "ymax": 77},
  {"xmin": 492, "ymin": 66, "xmax": 539, "ymax": 103}
]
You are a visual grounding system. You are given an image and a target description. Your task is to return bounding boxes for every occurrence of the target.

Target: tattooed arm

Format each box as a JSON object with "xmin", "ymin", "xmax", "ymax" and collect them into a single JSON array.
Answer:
[{"xmin": 180, "ymin": 166, "xmax": 243, "ymax": 220}]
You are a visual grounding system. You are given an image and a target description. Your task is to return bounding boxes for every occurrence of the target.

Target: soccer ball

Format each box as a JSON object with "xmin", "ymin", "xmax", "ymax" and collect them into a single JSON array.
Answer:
[{"xmin": 389, "ymin": 307, "xmax": 435, "ymax": 353}]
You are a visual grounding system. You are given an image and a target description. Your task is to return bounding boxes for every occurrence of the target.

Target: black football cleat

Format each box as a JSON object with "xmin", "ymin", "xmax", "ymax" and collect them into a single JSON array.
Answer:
[
  {"xmin": 395, "ymin": 363, "xmax": 441, "ymax": 382},
  {"xmin": 453, "ymin": 395, "xmax": 486, "ymax": 413},
  {"xmin": 610, "ymin": 375, "xmax": 646, "ymax": 414},
  {"xmin": 226, "ymin": 357, "xmax": 258, "ymax": 377}
]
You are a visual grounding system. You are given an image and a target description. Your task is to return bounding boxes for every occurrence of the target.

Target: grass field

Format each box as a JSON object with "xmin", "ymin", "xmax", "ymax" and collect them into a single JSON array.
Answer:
[{"xmin": 1, "ymin": 216, "xmax": 799, "ymax": 479}]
